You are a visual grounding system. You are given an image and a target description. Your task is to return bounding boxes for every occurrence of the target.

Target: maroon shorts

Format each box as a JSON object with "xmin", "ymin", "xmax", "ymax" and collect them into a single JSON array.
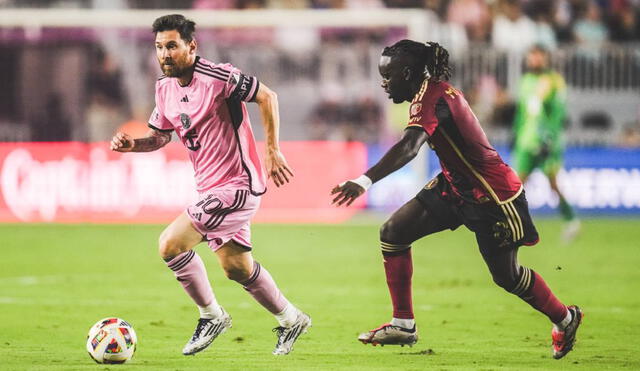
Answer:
[{"xmin": 416, "ymin": 173, "xmax": 539, "ymax": 255}]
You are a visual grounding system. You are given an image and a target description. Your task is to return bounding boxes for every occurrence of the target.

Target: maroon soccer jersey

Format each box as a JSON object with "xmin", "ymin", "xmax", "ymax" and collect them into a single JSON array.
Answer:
[{"xmin": 407, "ymin": 80, "xmax": 522, "ymax": 204}]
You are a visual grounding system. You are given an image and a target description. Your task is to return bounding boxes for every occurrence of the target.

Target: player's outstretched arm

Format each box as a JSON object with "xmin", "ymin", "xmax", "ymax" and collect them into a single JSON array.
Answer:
[
  {"xmin": 254, "ymin": 83, "xmax": 294, "ymax": 187},
  {"xmin": 331, "ymin": 128, "xmax": 428, "ymax": 206},
  {"xmin": 110, "ymin": 129, "xmax": 172, "ymax": 153}
]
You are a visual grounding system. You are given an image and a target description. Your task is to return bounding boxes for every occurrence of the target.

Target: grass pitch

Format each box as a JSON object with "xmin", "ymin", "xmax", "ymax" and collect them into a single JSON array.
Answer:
[{"xmin": 1, "ymin": 219, "xmax": 639, "ymax": 370}]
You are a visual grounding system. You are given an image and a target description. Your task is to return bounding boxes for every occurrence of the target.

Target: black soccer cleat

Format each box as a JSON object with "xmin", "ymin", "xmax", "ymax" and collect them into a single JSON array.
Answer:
[{"xmin": 552, "ymin": 305, "xmax": 583, "ymax": 359}]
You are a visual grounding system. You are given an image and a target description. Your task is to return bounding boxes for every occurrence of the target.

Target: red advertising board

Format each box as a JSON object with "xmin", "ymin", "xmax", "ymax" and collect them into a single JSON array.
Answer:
[{"xmin": 0, "ymin": 141, "xmax": 367, "ymax": 223}]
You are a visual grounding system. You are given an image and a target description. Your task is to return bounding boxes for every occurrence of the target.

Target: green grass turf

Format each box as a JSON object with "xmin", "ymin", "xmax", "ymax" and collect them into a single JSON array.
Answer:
[{"xmin": 1, "ymin": 219, "xmax": 639, "ymax": 370}]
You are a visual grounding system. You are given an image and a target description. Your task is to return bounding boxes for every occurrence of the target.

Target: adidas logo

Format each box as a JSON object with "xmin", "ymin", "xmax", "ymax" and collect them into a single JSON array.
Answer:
[{"xmin": 180, "ymin": 95, "xmax": 189, "ymax": 102}]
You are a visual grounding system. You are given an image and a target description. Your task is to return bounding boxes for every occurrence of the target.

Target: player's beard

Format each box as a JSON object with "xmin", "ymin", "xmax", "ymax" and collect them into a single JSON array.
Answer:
[
  {"xmin": 160, "ymin": 54, "xmax": 191, "ymax": 78},
  {"xmin": 162, "ymin": 62, "xmax": 188, "ymax": 78}
]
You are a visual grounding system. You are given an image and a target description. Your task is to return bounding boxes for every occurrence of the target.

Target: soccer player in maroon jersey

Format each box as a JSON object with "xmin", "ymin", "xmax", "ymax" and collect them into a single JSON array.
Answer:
[{"xmin": 331, "ymin": 40, "xmax": 583, "ymax": 359}]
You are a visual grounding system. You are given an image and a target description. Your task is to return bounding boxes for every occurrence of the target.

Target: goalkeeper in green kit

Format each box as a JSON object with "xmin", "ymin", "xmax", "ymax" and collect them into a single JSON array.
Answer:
[{"xmin": 513, "ymin": 45, "xmax": 580, "ymax": 242}]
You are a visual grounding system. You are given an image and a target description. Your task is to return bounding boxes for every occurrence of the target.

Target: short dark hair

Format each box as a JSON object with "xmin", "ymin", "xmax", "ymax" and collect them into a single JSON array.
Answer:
[
  {"xmin": 152, "ymin": 14, "xmax": 196, "ymax": 42},
  {"xmin": 382, "ymin": 40, "xmax": 452, "ymax": 82}
]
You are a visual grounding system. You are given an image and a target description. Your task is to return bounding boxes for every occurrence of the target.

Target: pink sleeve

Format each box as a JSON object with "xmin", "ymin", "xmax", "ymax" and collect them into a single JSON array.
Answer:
[
  {"xmin": 148, "ymin": 87, "xmax": 174, "ymax": 131},
  {"xmin": 221, "ymin": 64, "xmax": 260, "ymax": 102}
]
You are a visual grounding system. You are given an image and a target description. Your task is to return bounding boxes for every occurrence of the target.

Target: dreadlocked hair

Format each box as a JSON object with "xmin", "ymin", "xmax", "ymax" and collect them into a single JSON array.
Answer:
[{"xmin": 382, "ymin": 39, "xmax": 452, "ymax": 82}]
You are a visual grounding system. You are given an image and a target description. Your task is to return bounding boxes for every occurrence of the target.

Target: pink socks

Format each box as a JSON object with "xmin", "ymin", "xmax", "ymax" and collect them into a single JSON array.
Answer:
[
  {"xmin": 167, "ymin": 250, "xmax": 216, "ymax": 307},
  {"xmin": 168, "ymin": 253, "xmax": 290, "ymax": 320},
  {"xmin": 240, "ymin": 261, "xmax": 289, "ymax": 315}
]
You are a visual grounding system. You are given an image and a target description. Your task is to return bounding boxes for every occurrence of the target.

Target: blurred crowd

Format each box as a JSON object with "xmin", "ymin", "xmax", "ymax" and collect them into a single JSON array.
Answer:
[
  {"xmin": 1, "ymin": 0, "xmax": 639, "ymax": 146},
  {"xmin": 5, "ymin": 0, "xmax": 640, "ymax": 47},
  {"xmin": 198, "ymin": 0, "xmax": 640, "ymax": 57}
]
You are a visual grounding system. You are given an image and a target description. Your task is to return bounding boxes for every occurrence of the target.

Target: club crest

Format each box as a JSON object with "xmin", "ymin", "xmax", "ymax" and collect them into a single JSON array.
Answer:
[
  {"xmin": 492, "ymin": 221, "xmax": 512, "ymax": 247},
  {"xmin": 180, "ymin": 113, "xmax": 191, "ymax": 129},
  {"xmin": 410, "ymin": 103, "xmax": 422, "ymax": 116}
]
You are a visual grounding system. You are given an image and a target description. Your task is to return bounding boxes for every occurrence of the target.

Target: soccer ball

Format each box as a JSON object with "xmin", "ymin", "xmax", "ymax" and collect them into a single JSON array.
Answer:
[{"xmin": 86, "ymin": 317, "xmax": 137, "ymax": 364}]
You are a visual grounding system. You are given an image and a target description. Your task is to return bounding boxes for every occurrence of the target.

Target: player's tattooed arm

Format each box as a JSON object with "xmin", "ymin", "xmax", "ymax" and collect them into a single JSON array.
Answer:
[
  {"xmin": 110, "ymin": 129, "xmax": 172, "ymax": 153},
  {"xmin": 132, "ymin": 129, "xmax": 172, "ymax": 152},
  {"xmin": 331, "ymin": 128, "xmax": 428, "ymax": 206},
  {"xmin": 254, "ymin": 82, "xmax": 294, "ymax": 187}
]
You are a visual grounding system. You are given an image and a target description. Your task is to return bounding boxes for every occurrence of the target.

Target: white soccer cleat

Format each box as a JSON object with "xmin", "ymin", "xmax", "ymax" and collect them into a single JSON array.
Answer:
[
  {"xmin": 358, "ymin": 323, "xmax": 418, "ymax": 347},
  {"xmin": 182, "ymin": 308, "xmax": 232, "ymax": 355},
  {"xmin": 272, "ymin": 311, "xmax": 312, "ymax": 355}
]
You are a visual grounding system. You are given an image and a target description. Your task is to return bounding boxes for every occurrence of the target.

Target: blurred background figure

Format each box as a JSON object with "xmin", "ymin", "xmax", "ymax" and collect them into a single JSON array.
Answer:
[
  {"xmin": 446, "ymin": 0, "xmax": 491, "ymax": 42},
  {"xmin": 619, "ymin": 121, "xmax": 640, "ymax": 148},
  {"xmin": 512, "ymin": 45, "xmax": 579, "ymax": 242},
  {"xmin": 85, "ymin": 47, "xmax": 129, "ymax": 142},
  {"xmin": 607, "ymin": 0, "xmax": 640, "ymax": 42},
  {"xmin": 528, "ymin": 0, "xmax": 559, "ymax": 50},
  {"xmin": 308, "ymin": 83, "xmax": 347, "ymax": 141},
  {"xmin": 492, "ymin": 0, "xmax": 536, "ymax": 53},
  {"xmin": 308, "ymin": 83, "xmax": 383, "ymax": 143},
  {"xmin": 30, "ymin": 93, "xmax": 71, "ymax": 142},
  {"xmin": 573, "ymin": 1, "xmax": 609, "ymax": 50}
]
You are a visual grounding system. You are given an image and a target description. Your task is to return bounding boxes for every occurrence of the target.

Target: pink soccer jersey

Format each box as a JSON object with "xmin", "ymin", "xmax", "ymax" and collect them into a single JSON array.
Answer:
[{"xmin": 148, "ymin": 56, "xmax": 266, "ymax": 195}]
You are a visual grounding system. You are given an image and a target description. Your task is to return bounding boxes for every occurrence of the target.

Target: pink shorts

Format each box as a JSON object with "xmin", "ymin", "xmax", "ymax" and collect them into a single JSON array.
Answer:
[{"xmin": 186, "ymin": 188, "xmax": 260, "ymax": 251}]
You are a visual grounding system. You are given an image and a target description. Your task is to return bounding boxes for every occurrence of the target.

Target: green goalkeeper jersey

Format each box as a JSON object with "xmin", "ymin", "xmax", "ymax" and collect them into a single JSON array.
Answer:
[{"xmin": 513, "ymin": 70, "xmax": 567, "ymax": 154}]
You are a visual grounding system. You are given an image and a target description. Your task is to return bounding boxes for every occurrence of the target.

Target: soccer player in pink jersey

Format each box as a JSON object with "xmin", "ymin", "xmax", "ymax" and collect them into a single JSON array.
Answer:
[{"xmin": 110, "ymin": 14, "xmax": 310, "ymax": 356}]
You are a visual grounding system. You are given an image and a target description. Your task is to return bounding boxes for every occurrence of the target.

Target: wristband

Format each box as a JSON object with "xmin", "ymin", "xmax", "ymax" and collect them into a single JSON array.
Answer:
[{"xmin": 351, "ymin": 174, "xmax": 373, "ymax": 191}]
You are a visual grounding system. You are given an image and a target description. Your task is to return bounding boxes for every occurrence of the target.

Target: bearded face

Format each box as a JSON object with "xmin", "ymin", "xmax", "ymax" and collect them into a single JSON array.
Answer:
[{"xmin": 155, "ymin": 30, "xmax": 196, "ymax": 78}]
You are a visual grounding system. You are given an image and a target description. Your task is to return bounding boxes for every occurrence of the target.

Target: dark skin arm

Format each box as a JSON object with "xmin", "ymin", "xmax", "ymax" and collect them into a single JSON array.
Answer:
[
  {"xmin": 110, "ymin": 128, "xmax": 172, "ymax": 152},
  {"xmin": 331, "ymin": 127, "xmax": 429, "ymax": 206}
]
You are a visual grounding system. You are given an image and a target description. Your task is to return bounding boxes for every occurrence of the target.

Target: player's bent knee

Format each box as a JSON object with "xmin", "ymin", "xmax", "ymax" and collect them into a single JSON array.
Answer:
[
  {"xmin": 492, "ymin": 274, "xmax": 517, "ymax": 292},
  {"xmin": 158, "ymin": 232, "xmax": 187, "ymax": 261},
  {"xmin": 490, "ymin": 267, "xmax": 523, "ymax": 293},
  {"xmin": 380, "ymin": 219, "xmax": 401, "ymax": 244},
  {"xmin": 222, "ymin": 265, "xmax": 252, "ymax": 282}
]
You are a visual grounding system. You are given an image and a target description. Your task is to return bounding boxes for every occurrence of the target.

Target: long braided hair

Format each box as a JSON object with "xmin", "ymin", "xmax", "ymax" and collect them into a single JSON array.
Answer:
[{"xmin": 382, "ymin": 40, "xmax": 452, "ymax": 82}]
